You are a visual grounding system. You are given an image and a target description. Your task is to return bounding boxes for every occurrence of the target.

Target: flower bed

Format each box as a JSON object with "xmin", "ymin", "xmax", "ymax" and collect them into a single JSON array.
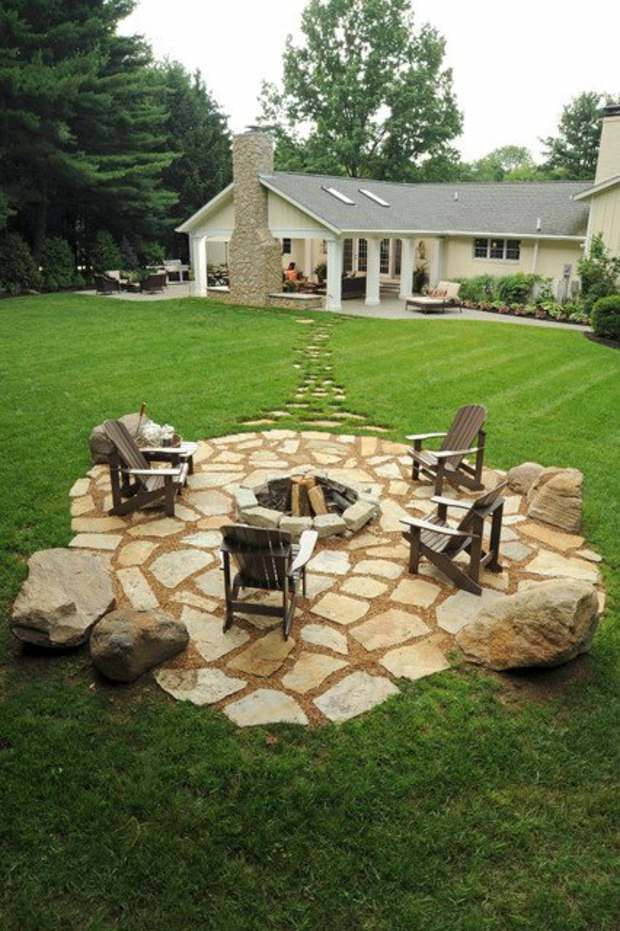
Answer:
[{"xmin": 461, "ymin": 300, "xmax": 590, "ymax": 325}]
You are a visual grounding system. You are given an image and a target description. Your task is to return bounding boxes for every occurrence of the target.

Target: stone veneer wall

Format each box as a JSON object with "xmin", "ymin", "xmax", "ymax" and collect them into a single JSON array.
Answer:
[{"xmin": 228, "ymin": 132, "xmax": 283, "ymax": 307}]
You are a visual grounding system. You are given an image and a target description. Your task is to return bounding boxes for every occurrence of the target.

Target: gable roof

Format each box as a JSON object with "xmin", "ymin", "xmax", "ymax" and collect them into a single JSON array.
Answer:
[
  {"xmin": 175, "ymin": 183, "xmax": 234, "ymax": 233},
  {"xmin": 260, "ymin": 172, "xmax": 591, "ymax": 239}
]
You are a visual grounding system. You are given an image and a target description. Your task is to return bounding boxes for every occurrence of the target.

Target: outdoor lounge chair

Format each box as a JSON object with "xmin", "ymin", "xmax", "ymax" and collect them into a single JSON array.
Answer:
[
  {"xmin": 400, "ymin": 482, "xmax": 506, "ymax": 596},
  {"xmin": 220, "ymin": 524, "xmax": 318, "ymax": 639},
  {"xmin": 408, "ymin": 404, "xmax": 486, "ymax": 495},
  {"xmin": 103, "ymin": 419, "xmax": 194, "ymax": 517},
  {"xmin": 140, "ymin": 273, "xmax": 166, "ymax": 293},
  {"xmin": 406, "ymin": 281, "xmax": 462, "ymax": 314},
  {"xmin": 94, "ymin": 273, "xmax": 121, "ymax": 294}
]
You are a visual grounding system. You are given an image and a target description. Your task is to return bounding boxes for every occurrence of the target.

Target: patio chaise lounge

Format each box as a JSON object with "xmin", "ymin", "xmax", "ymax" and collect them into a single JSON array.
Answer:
[
  {"xmin": 103, "ymin": 419, "xmax": 195, "ymax": 517},
  {"xmin": 94, "ymin": 273, "xmax": 122, "ymax": 294},
  {"xmin": 408, "ymin": 404, "xmax": 487, "ymax": 495},
  {"xmin": 220, "ymin": 524, "xmax": 318, "ymax": 639},
  {"xmin": 406, "ymin": 281, "xmax": 462, "ymax": 314},
  {"xmin": 400, "ymin": 482, "xmax": 506, "ymax": 595}
]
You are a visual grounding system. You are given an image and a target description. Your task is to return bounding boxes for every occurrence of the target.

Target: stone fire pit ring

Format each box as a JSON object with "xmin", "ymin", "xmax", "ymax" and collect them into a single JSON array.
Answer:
[{"xmin": 233, "ymin": 467, "xmax": 381, "ymax": 538}]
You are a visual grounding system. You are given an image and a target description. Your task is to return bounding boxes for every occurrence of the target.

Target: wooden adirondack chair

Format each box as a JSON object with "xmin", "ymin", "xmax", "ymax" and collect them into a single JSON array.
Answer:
[
  {"xmin": 104, "ymin": 419, "xmax": 193, "ymax": 517},
  {"xmin": 408, "ymin": 404, "xmax": 487, "ymax": 495},
  {"xmin": 220, "ymin": 524, "xmax": 318, "ymax": 639},
  {"xmin": 400, "ymin": 482, "xmax": 506, "ymax": 596}
]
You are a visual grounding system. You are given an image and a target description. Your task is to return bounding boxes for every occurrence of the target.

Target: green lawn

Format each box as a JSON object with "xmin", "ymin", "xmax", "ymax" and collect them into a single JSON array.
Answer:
[{"xmin": 1, "ymin": 294, "xmax": 618, "ymax": 931}]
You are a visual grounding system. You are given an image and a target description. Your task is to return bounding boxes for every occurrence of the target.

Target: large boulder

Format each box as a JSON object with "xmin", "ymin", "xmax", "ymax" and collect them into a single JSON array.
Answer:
[
  {"xmin": 88, "ymin": 411, "xmax": 143, "ymax": 464},
  {"xmin": 11, "ymin": 548, "xmax": 115, "ymax": 649},
  {"xmin": 456, "ymin": 579, "xmax": 599, "ymax": 670},
  {"xmin": 526, "ymin": 467, "xmax": 583, "ymax": 532},
  {"xmin": 90, "ymin": 608, "xmax": 189, "ymax": 682},
  {"xmin": 507, "ymin": 461, "xmax": 544, "ymax": 495}
]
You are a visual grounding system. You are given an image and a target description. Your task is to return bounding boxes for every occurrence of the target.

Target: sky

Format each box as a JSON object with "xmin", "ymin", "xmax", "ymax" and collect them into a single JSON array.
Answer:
[{"xmin": 120, "ymin": 0, "xmax": 620, "ymax": 162}]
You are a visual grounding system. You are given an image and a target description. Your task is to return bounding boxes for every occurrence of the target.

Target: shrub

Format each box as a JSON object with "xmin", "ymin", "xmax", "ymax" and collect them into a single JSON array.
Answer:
[
  {"xmin": 91, "ymin": 231, "xmax": 121, "ymax": 273},
  {"xmin": 457, "ymin": 274, "xmax": 495, "ymax": 303},
  {"xmin": 40, "ymin": 237, "xmax": 76, "ymax": 291},
  {"xmin": 141, "ymin": 242, "xmax": 165, "ymax": 266},
  {"xmin": 495, "ymin": 273, "xmax": 540, "ymax": 305},
  {"xmin": 578, "ymin": 234, "xmax": 620, "ymax": 312},
  {"xmin": 591, "ymin": 294, "xmax": 620, "ymax": 340},
  {"xmin": 0, "ymin": 232, "xmax": 39, "ymax": 295},
  {"xmin": 120, "ymin": 236, "xmax": 140, "ymax": 272}
]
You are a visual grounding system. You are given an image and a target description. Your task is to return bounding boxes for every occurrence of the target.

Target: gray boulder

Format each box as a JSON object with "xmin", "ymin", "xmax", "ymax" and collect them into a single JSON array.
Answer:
[
  {"xmin": 507, "ymin": 461, "xmax": 544, "ymax": 494},
  {"xmin": 526, "ymin": 467, "xmax": 583, "ymax": 533},
  {"xmin": 11, "ymin": 548, "xmax": 115, "ymax": 649},
  {"xmin": 90, "ymin": 608, "xmax": 189, "ymax": 682},
  {"xmin": 89, "ymin": 411, "xmax": 143, "ymax": 464},
  {"xmin": 456, "ymin": 579, "xmax": 599, "ymax": 670}
]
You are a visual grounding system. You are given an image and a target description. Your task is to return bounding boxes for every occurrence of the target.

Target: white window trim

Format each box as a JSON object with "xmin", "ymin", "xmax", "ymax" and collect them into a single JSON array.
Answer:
[{"xmin": 472, "ymin": 237, "xmax": 521, "ymax": 262}]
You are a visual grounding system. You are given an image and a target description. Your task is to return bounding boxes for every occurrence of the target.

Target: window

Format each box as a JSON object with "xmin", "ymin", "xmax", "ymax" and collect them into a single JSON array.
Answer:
[
  {"xmin": 357, "ymin": 238, "xmax": 367, "ymax": 271},
  {"xmin": 380, "ymin": 238, "xmax": 390, "ymax": 274},
  {"xmin": 322, "ymin": 186, "xmax": 355, "ymax": 205},
  {"xmin": 282, "ymin": 237, "xmax": 291, "ymax": 255},
  {"xmin": 343, "ymin": 238, "xmax": 353, "ymax": 273},
  {"xmin": 359, "ymin": 188, "xmax": 390, "ymax": 207},
  {"xmin": 473, "ymin": 238, "xmax": 521, "ymax": 261}
]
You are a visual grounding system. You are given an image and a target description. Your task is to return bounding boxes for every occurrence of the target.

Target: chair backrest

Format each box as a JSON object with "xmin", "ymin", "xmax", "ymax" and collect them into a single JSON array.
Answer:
[
  {"xmin": 445, "ymin": 281, "xmax": 461, "ymax": 300},
  {"xmin": 442, "ymin": 481, "xmax": 507, "ymax": 556},
  {"xmin": 440, "ymin": 404, "xmax": 486, "ymax": 468},
  {"xmin": 221, "ymin": 524, "xmax": 293, "ymax": 591},
  {"xmin": 104, "ymin": 419, "xmax": 150, "ymax": 473}
]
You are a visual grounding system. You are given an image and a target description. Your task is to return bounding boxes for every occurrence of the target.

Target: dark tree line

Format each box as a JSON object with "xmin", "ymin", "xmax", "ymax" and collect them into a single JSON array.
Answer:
[{"xmin": 0, "ymin": 0, "xmax": 231, "ymax": 270}]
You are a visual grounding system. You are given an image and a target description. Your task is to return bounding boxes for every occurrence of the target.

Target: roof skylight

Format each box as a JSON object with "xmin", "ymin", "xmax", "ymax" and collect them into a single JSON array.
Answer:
[
  {"xmin": 359, "ymin": 188, "xmax": 390, "ymax": 207},
  {"xmin": 322, "ymin": 186, "xmax": 355, "ymax": 205}
]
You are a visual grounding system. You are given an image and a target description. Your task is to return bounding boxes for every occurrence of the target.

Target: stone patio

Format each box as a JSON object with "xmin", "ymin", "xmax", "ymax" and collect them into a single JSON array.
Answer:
[{"xmin": 68, "ymin": 430, "xmax": 604, "ymax": 726}]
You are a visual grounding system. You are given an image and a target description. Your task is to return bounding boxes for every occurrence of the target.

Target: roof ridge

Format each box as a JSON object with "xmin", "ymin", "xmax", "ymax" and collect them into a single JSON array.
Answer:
[{"xmin": 261, "ymin": 171, "xmax": 593, "ymax": 189}]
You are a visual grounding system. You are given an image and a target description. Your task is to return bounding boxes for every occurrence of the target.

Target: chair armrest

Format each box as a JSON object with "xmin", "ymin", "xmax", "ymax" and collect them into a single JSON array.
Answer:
[
  {"xmin": 290, "ymin": 530, "xmax": 318, "ymax": 574},
  {"xmin": 123, "ymin": 467, "xmax": 182, "ymax": 477},
  {"xmin": 433, "ymin": 447, "xmax": 480, "ymax": 460},
  {"xmin": 141, "ymin": 444, "xmax": 194, "ymax": 456},
  {"xmin": 405, "ymin": 432, "xmax": 447, "ymax": 441},
  {"xmin": 400, "ymin": 517, "xmax": 472, "ymax": 538},
  {"xmin": 431, "ymin": 496, "xmax": 471, "ymax": 509}
]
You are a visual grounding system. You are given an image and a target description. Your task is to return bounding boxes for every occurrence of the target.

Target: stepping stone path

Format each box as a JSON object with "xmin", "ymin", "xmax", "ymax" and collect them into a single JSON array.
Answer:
[
  {"xmin": 67, "ymin": 430, "xmax": 605, "ymax": 727},
  {"xmin": 240, "ymin": 317, "xmax": 388, "ymax": 433}
]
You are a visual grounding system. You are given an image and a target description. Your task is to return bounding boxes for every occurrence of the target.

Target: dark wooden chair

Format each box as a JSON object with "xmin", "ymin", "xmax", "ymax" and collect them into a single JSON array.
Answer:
[
  {"xmin": 140, "ymin": 273, "xmax": 166, "ymax": 293},
  {"xmin": 400, "ymin": 482, "xmax": 506, "ymax": 596},
  {"xmin": 94, "ymin": 274, "xmax": 121, "ymax": 294},
  {"xmin": 408, "ymin": 404, "xmax": 487, "ymax": 495},
  {"xmin": 103, "ymin": 419, "xmax": 192, "ymax": 517},
  {"xmin": 220, "ymin": 525, "xmax": 318, "ymax": 639}
]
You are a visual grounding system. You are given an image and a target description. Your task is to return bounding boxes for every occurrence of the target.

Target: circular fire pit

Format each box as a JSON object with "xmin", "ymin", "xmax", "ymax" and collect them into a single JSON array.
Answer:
[{"xmin": 233, "ymin": 468, "xmax": 380, "ymax": 538}]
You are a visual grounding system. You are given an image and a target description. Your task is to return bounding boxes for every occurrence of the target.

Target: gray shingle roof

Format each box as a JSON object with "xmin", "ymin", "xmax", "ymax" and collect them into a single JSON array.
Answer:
[{"xmin": 260, "ymin": 172, "xmax": 591, "ymax": 238}]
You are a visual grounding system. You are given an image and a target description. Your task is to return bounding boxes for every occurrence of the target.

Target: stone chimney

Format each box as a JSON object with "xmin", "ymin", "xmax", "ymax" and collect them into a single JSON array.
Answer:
[
  {"xmin": 595, "ymin": 104, "xmax": 620, "ymax": 184},
  {"xmin": 228, "ymin": 132, "xmax": 283, "ymax": 306}
]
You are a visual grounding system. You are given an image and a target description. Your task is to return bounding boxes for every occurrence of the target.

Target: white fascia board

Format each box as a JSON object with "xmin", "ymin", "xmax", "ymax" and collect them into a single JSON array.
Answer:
[
  {"xmin": 339, "ymin": 228, "xmax": 586, "ymax": 242},
  {"xmin": 258, "ymin": 176, "xmax": 342, "ymax": 235},
  {"xmin": 175, "ymin": 183, "xmax": 235, "ymax": 233},
  {"xmin": 573, "ymin": 175, "xmax": 620, "ymax": 201},
  {"xmin": 270, "ymin": 228, "xmax": 336, "ymax": 240}
]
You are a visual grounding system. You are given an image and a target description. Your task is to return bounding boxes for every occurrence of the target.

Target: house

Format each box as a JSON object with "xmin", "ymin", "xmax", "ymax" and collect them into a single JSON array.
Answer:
[{"xmin": 177, "ymin": 105, "xmax": 620, "ymax": 311}]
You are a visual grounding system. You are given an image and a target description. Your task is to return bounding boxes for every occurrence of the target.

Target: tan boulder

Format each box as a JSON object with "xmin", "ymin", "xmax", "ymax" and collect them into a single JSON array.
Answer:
[
  {"xmin": 507, "ymin": 461, "xmax": 544, "ymax": 494},
  {"xmin": 526, "ymin": 467, "xmax": 583, "ymax": 532},
  {"xmin": 90, "ymin": 609, "xmax": 189, "ymax": 682},
  {"xmin": 456, "ymin": 580, "xmax": 599, "ymax": 670}
]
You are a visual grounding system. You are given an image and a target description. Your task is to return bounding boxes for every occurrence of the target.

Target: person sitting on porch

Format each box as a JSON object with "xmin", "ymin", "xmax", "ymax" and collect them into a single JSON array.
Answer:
[{"xmin": 285, "ymin": 262, "xmax": 298, "ymax": 282}]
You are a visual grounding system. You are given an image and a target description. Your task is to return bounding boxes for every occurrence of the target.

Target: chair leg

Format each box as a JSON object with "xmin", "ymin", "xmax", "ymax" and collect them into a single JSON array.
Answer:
[
  {"xmin": 487, "ymin": 504, "xmax": 503, "ymax": 572},
  {"xmin": 408, "ymin": 531, "xmax": 421, "ymax": 575},
  {"xmin": 434, "ymin": 461, "xmax": 445, "ymax": 496},
  {"xmin": 164, "ymin": 477, "xmax": 175, "ymax": 517}
]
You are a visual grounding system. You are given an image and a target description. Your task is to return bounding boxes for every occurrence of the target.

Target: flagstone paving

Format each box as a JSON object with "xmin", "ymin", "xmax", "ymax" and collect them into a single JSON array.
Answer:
[{"xmin": 68, "ymin": 429, "xmax": 604, "ymax": 727}]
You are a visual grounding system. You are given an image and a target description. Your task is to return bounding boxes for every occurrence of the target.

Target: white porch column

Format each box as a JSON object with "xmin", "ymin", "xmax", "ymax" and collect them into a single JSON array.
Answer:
[
  {"xmin": 326, "ymin": 238, "xmax": 343, "ymax": 310},
  {"xmin": 365, "ymin": 237, "xmax": 381, "ymax": 306},
  {"xmin": 399, "ymin": 238, "xmax": 415, "ymax": 299},
  {"xmin": 304, "ymin": 239, "xmax": 313, "ymax": 280},
  {"xmin": 190, "ymin": 233, "xmax": 208, "ymax": 297},
  {"xmin": 429, "ymin": 237, "xmax": 444, "ymax": 287}
]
